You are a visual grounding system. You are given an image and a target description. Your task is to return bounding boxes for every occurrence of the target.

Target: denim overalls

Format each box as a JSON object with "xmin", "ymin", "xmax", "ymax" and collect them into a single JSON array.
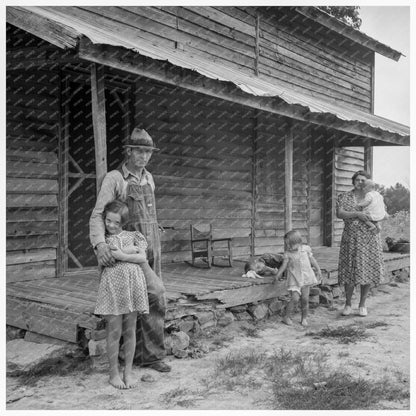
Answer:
[{"xmin": 118, "ymin": 167, "xmax": 165, "ymax": 365}]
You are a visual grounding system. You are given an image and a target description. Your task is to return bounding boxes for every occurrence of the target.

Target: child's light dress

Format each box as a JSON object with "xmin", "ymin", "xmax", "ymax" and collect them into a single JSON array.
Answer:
[
  {"xmin": 361, "ymin": 190, "xmax": 386, "ymax": 221},
  {"xmin": 95, "ymin": 230, "xmax": 149, "ymax": 316},
  {"xmin": 284, "ymin": 244, "xmax": 318, "ymax": 294}
]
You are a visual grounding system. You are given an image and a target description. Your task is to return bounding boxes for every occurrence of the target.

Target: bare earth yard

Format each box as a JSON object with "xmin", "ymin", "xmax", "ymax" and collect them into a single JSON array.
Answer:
[{"xmin": 6, "ymin": 278, "xmax": 410, "ymax": 411}]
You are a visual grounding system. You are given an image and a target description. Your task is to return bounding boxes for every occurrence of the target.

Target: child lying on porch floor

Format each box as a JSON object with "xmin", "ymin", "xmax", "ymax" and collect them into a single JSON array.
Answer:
[
  {"xmin": 94, "ymin": 200, "xmax": 150, "ymax": 390},
  {"xmin": 242, "ymin": 253, "xmax": 284, "ymax": 279}
]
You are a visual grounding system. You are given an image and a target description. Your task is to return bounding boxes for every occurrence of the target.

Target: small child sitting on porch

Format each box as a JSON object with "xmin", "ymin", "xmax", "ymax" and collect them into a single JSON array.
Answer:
[
  {"xmin": 355, "ymin": 179, "xmax": 388, "ymax": 233},
  {"xmin": 94, "ymin": 200, "xmax": 149, "ymax": 390},
  {"xmin": 243, "ymin": 253, "xmax": 284, "ymax": 279},
  {"xmin": 274, "ymin": 230, "xmax": 322, "ymax": 327}
]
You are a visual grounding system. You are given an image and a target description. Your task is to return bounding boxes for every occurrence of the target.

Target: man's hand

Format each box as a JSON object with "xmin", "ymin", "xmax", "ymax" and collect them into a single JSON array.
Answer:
[{"xmin": 96, "ymin": 243, "xmax": 115, "ymax": 267}]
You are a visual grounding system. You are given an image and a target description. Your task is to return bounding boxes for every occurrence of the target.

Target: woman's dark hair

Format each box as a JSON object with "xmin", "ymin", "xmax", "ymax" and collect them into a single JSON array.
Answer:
[
  {"xmin": 103, "ymin": 200, "xmax": 129, "ymax": 227},
  {"xmin": 351, "ymin": 170, "xmax": 371, "ymax": 184}
]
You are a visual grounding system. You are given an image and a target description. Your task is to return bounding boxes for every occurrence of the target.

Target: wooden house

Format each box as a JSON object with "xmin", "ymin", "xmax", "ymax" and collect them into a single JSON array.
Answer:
[{"xmin": 6, "ymin": 6, "xmax": 410, "ymax": 343}]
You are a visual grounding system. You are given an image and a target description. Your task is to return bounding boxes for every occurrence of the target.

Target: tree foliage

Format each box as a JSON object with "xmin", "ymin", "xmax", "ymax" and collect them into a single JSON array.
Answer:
[
  {"xmin": 376, "ymin": 183, "xmax": 410, "ymax": 215},
  {"xmin": 318, "ymin": 6, "xmax": 362, "ymax": 29}
]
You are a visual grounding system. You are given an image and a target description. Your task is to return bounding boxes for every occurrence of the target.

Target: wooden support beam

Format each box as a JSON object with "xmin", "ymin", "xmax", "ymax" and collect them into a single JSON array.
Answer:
[
  {"xmin": 364, "ymin": 142, "xmax": 373, "ymax": 176},
  {"xmin": 58, "ymin": 72, "xmax": 70, "ymax": 276},
  {"xmin": 323, "ymin": 145, "xmax": 335, "ymax": 246},
  {"xmin": 254, "ymin": 12, "xmax": 260, "ymax": 76},
  {"xmin": 284, "ymin": 125, "xmax": 293, "ymax": 233},
  {"xmin": 365, "ymin": 52, "xmax": 375, "ymax": 176},
  {"xmin": 77, "ymin": 40, "xmax": 409, "ymax": 146},
  {"xmin": 90, "ymin": 64, "xmax": 107, "ymax": 193},
  {"xmin": 251, "ymin": 111, "xmax": 259, "ymax": 257}
]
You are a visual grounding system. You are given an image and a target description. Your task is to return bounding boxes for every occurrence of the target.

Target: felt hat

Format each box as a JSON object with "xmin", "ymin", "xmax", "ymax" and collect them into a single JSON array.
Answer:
[{"xmin": 123, "ymin": 127, "xmax": 159, "ymax": 151}]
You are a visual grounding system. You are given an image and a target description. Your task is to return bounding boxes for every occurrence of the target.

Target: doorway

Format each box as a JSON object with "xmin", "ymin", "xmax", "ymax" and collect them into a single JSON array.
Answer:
[{"xmin": 60, "ymin": 71, "xmax": 132, "ymax": 274}]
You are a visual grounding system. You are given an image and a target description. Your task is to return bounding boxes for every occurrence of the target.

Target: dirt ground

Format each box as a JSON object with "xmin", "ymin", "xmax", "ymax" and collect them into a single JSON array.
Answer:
[{"xmin": 6, "ymin": 279, "xmax": 411, "ymax": 411}]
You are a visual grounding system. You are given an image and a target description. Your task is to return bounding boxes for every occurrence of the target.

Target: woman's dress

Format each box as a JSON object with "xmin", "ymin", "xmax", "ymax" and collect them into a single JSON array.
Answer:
[
  {"xmin": 95, "ymin": 230, "xmax": 149, "ymax": 315},
  {"xmin": 337, "ymin": 191, "xmax": 384, "ymax": 286}
]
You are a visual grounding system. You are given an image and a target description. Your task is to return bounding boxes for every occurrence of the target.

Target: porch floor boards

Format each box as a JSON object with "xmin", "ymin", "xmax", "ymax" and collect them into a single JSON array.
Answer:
[{"xmin": 6, "ymin": 248, "xmax": 410, "ymax": 343}]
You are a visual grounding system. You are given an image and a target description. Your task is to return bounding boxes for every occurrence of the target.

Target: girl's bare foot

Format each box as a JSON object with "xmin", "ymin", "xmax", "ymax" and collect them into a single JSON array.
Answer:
[
  {"xmin": 109, "ymin": 374, "xmax": 126, "ymax": 389},
  {"xmin": 124, "ymin": 370, "xmax": 138, "ymax": 389},
  {"xmin": 282, "ymin": 316, "xmax": 293, "ymax": 326},
  {"xmin": 301, "ymin": 319, "xmax": 309, "ymax": 327}
]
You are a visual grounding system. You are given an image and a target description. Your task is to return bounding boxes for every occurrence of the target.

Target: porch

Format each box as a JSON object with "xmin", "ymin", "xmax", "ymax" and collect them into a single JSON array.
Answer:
[{"xmin": 6, "ymin": 248, "xmax": 410, "ymax": 345}]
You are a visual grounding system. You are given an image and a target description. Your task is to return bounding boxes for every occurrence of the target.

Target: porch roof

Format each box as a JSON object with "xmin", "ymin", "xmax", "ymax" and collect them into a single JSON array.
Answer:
[{"xmin": 7, "ymin": 6, "xmax": 410, "ymax": 145}]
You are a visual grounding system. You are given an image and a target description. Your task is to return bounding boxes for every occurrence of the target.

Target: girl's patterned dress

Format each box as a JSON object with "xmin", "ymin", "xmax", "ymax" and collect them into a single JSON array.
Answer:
[
  {"xmin": 95, "ymin": 230, "xmax": 149, "ymax": 316},
  {"xmin": 337, "ymin": 191, "xmax": 384, "ymax": 286},
  {"xmin": 284, "ymin": 245, "xmax": 318, "ymax": 294}
]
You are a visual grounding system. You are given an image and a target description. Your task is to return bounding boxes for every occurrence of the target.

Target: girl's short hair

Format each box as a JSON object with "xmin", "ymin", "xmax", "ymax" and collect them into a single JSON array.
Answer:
[
  {"xmin": 103, "ymin": 200, "xmax": 130, "ymax": 227},
  {"xmin": 284, "ymin": 230, "xmax": 303, "ymax": 251},
  {"xmin": 351, "ymin": 170, "xmax": 371, "ymax": 184}
]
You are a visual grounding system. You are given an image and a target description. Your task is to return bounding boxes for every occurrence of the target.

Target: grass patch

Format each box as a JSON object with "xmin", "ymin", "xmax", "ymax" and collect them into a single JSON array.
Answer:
[
  {"xmin": 210, "ymin": 346, "xmax": 409, "ymax": 409},
  {"xmin": 267, "ymin": 348, "xmax": 408, "ymax": 410},
  {"xmin": 214, "ymin": 348, "xmax": 267, "ymax": 378},
  {"xmin": 241, "ymin": 325, "xmax": 260, "ymax": 338},
  {"xmin": 364, "ymin": 321, "xmax": 388, "ymax": 329},
  {"xmin": 306, "ymin": 324, "xmax": 369, "ymax": 344},
  {"xmin": 272, "ymin": 371, "xmax": 408, "ymax": 410},
  {"xmin": 16, "ymin": 353, "xmax": 93, "ymax": 387},
  {"xmin": 160, "ymin": 387, "xmax": 199, "ymax": 408},
  {"xmin": 210, "ymin": 334, "xmax": 234, "ymax": 349}
]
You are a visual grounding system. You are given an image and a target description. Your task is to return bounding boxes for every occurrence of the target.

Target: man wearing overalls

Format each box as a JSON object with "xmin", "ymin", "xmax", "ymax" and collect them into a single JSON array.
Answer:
[{"xmin": 89, "ymin": 127, "xmax": 170, "ymax": 373}]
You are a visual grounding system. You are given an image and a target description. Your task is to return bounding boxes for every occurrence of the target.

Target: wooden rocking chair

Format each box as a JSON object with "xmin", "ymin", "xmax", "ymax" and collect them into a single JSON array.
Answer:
[{"xmin": 189, "ymin": 224, "xmax": 233, "ymax": 268}]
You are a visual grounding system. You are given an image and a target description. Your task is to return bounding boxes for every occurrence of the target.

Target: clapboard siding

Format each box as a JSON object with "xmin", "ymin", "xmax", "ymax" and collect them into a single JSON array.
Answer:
[
  {"xmin": 256, "ymin": 7, "xmax": 372, "ymax": 110},
  {"xmin": 135, "ymin": 80, "xmax": 255, "ymax": 262},
  {"xmin": 307, "ymin": 125, "xmax": 326, "ymax": 246},
  {"xmin": 75, "ymin": 6, "xmax": 373, "ymax": 112},
  {"xmin": 254, "ymin": 114, "xmax": 286, "ymax": 254},
  {"xmin": 333, "ymin": 146, "xmax": 365, "ymax": 245},
  {"xmin": 6, "ymin": 60, "xmax": 60, "ymax": 282}
]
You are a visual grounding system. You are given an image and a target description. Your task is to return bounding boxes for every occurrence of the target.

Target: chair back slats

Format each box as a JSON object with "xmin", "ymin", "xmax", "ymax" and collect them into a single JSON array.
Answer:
[{"xmin": 189, "ymin": 223, "xmax": 233, "ymax": 268}]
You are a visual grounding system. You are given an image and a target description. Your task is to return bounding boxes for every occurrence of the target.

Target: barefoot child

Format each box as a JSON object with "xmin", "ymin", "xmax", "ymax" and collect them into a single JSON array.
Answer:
[
  {"xmin": 355, "ymin": 179, "xmax": 387, "ymax": 233},
  {"xmin": 95, "ymin": 200, "xmax": 149, "ymax": 389},
  {"xmin": 275, "ymin": 230, "xmax": 322, "ymax": 327}
]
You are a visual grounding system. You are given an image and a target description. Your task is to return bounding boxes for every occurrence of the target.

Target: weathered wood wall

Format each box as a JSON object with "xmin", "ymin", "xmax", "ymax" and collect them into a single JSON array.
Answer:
[
  {"xmin": 130, "ymin": 75, "xmax": 330, "ymax": 261},
  {"xmin": 74, "ymin": 6, "xmax": 373, "ymax": 112},
  {"xmin": 6, "ymin": 5, "xmax": 372, "ymax": 278},
  {"xmin": 6, "ymin": 29, "xmax": 60, "ymax": 282},
  {"xmin": 253, "ymin": 113, "xmax": 286, "ymax": 255},
  {"xmin": 254, "ymin": 6, "xmax": 372, "ymax": 111},
  {"xmin": 132, "ymin": 77, "xmax": 255, "ymax": 262}
]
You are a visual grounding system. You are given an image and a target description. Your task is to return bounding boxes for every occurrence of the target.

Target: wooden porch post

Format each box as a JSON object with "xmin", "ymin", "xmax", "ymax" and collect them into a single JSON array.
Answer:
[
  {"xmin": 365, "ymin": 52, "xmax": 375, "ymax": 177},
  {"xmin": 364, "ymin": 142, "xmax": 373, "ymax": 175},
  {"xmin": 285, "ymin": 124, "xmax": 293, "ymax": 232},
  {"xmin": 90, "ymin": 63, "xmax": 107, "ymax": 193},
  {"xmin": 251, "ymin": 111, "xmax": 259, "ymax": 257}
]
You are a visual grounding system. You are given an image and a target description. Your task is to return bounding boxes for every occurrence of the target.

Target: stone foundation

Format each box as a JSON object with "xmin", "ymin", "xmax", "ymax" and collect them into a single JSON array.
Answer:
[{"xmin": 6, "ymin": 266, "xmax": 409, "ymax": 363}]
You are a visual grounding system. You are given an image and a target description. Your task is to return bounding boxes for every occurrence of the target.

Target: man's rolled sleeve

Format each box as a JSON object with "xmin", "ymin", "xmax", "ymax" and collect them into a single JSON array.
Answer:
[{"xmin": 89, "ymin": 171, "xmax": 122, "ymax": 249}]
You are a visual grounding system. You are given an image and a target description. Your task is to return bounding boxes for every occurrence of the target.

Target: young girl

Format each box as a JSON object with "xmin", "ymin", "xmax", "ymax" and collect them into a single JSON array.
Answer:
[
  {"xmin": 94, "ymin": 200, "xmax": 149, "ymax": 389},
  {"xmin": 275, "ymin": 230, "xmax": 322, "ymax": 327}
]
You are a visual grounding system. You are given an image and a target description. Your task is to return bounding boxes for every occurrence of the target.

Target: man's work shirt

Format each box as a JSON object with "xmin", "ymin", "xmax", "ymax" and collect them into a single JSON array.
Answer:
[{"xmin": 89, "ymin": 164, "xmax": 155, "ymax": 249}]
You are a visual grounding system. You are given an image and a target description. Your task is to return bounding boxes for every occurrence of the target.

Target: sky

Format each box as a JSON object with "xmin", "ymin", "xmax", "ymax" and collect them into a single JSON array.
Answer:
[{"xmin": 358, "ymin": 6, "xmax": 410, "ymax": 188}]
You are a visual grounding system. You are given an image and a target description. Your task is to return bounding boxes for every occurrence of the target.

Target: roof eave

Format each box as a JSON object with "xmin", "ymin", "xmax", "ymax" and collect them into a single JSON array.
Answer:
[{"xmin": 295, "ymin": 6, "xmax": 403, "ymax": 62}]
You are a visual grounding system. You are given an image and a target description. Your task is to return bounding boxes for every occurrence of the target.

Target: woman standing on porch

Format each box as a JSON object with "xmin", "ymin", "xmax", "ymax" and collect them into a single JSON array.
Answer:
[{"xmin": 336, "ymin": 170, "xmax": 385, "ymax": 317}]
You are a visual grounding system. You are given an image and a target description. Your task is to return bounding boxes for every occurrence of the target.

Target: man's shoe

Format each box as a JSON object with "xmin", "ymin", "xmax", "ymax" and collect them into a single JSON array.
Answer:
[
  {"xmin": 341, "ymin": 305, "xmax": 352, "ymax": 316},
  {"xmin": 359, "ymin": 307, "xmax": 368, "ymax": 317},
  {"xmin": 143, "ymin": 361, "xmax": 171, "ymax": 372}
]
